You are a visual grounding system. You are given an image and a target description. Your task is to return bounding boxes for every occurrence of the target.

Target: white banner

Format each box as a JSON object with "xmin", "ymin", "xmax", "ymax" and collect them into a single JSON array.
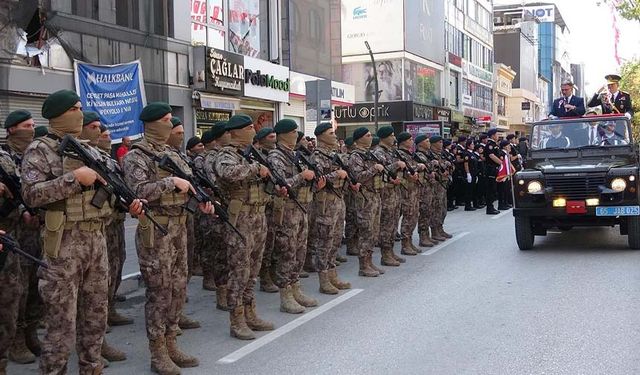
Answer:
[{"xmin": 341, "ymin": 0, "xmax": 404, "ymax": 56}]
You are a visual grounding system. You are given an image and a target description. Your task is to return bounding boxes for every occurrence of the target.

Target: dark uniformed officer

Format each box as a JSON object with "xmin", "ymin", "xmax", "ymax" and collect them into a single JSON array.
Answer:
[
  {"xmin": 587, "ymin": 74, "xmax": 634, "ymax": 118},
  {"xmin": 483, "ymin": 129, "xmax": 502, "ymax": 215}
]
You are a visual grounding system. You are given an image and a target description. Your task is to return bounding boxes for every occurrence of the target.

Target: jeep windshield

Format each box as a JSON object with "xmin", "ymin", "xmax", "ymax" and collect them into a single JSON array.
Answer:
[{"xmin": 531, "ymin": 118, "xmax": 630, "ymax": 150}]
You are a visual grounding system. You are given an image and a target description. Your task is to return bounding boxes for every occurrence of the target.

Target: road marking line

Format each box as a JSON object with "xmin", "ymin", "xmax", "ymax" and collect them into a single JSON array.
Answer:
[
  {"xmin": 121, "ymin": 272, "xmax": 141, "ymax": 280},
  {"xmin": 421, "ymin": 232, "xmax": 470, "ymax": 256},
  {"xmin": 217, "ymin": 289, "xmax": 364, "ymax": 364},
  {"xmin": 491, "ymin": 208, "xmax": 513, "ymax": 220}
]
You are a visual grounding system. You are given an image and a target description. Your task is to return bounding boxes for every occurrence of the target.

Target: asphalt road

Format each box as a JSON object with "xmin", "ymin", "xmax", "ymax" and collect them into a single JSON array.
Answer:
[{"xmin": 9, "ymin": 208, "xmax": 640, "ymax": 374}]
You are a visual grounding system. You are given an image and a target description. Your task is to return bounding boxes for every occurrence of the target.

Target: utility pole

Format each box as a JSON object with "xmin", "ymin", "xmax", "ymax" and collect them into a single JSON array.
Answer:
[{"xmin": 364, "ymin": 41, "xmax": 379, "ymax": 132}]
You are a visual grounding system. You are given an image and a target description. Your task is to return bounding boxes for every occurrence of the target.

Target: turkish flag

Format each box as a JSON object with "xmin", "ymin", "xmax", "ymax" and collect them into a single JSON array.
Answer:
[{"xmin": 496, "ymin": 155, "xmax": 511, "ymax": 183}]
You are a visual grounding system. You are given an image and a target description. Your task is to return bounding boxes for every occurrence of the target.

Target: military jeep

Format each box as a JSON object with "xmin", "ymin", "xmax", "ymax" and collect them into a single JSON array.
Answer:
[{"xmin": 513, "ymin": 114, "xmax": 640, "ymax": 250}]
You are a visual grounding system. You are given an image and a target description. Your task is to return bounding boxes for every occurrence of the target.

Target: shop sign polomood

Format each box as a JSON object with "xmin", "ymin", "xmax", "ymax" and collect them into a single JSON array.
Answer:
[{"xmin": 244, "ymin": 55, "xmax": 290, "ymax": 103}]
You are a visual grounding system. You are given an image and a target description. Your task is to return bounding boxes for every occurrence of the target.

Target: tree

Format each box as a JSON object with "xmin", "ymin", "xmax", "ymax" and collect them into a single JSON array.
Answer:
[
  {"xmin": 619, "ymin": 60, "xmax": 640, "ymax": 141},
  {"xmin": 614, "ymin": 0, "xmax": 640, "ymax": 22}
]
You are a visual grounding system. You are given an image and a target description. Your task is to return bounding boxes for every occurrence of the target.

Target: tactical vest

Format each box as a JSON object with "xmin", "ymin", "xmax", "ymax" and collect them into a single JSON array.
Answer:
[
  {"xmin": 352, "ymin": 150, "xmax": 383, "ymax": 190},
  {"xmin": 133, "ymin": 141, "xmax": 189, "ymax": 208},
  {"xmin": 274, "ymin": 147, "xmax": 313, "ymax": 204},
  {"xmin": 0, "ymin": 151, "xmax": 20, "ymax": 226},
  {"xmin": 218, "ymin": 148, "xmax": 270, "ymax": 206}
]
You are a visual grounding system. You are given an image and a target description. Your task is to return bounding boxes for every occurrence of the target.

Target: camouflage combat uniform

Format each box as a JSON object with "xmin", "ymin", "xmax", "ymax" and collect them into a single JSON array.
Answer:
[
  {"xmin": 430, "ymin": 150, "xmax": 449, "ymax": 228},
  {"xmin": 192, "ymin": 151, "xmax": 215, "ymax": 287},
  {"xmin": 415, "ymin": 148, "xmax": 436, "ymax": 244},
  {"xmin": 22, "ymin": 134, "xmax": 111, "ymax": 374},
  {"xmin": 397, "ymin": 147, "xmax": 421, "ymax": 252},
  {"xmin": 203, "ymin": 147, "xmax": 228, "ymax": 293}
]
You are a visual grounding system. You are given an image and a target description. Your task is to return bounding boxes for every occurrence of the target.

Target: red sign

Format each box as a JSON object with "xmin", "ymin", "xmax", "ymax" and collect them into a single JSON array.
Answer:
[
  {"xmin": 478, "ymin": 116, "xmax": 492, "ymax": 122},
  {"xmin": 566, "ymin": 201, "xmax": 587, "ymax": 214},
  {"xmin": 448, "ymin": 52, "xmax": 462, "ymax": 67}
]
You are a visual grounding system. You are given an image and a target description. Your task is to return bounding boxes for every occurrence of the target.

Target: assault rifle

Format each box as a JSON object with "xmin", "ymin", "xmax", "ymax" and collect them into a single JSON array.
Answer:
[
  {"xmin": 58, "ymin": 135, "xmax": 168, "ymax": 236},
  {"xmin": 0, "ymin": 163, "xmax": 36, "ymax": 216},
  {"xmin": 1, "ymin": 233, "xmax": 48, "ymax": 269},
  {"xmin": 394, "ymin": 149, "xmax": 423, "ymax": 187},
  {"xmin": 157, "ymin": 155, "xmax": 245, "ymax": 242},
  {"xmin": 328, "ymin": 152, "xmax": 367, "ymax": 201},
  {"xmin": 294, "ymin": 150, "xmax": 342, "ymax": 198},
  {"xmin": 243, "ymin": 145, "xmax": 306, "ymax": 213},
  {"xmin": 366, "ymin": 150, "xmax": 407, "ymax": 191}
]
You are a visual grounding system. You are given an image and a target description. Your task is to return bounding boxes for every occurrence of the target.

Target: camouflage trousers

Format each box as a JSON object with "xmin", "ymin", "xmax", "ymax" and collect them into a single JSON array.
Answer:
[
  {"xmin": 344, "ymin": 191, "xmax": 358, "ymax": 253},
  {"xmin": 272, "ymin": 202, "xmax": 309, "ymax": 288},
  {"xmin": 186, "ymin": 213, "xmax": 197, "ymax": 278},
  {"xmin": 261, "ymin": 201, "xmax": 275, "ymax": 276},
  {"xmin": 0, "ymin": 252, "xmax": 21, "ymax": 367},
  {"xmin": 354, "ymin": 190, "xmax": 381, "ymax": 257},
  {"xmin": 136, "ymin": 216, "xmax": 188, "ymax": 341},
  {"xmin": 418, "ymin": 182, "xmax": 435, "ymax": 240},
  {"xmin": 432, "ymin": 183, "xmax": 448, "ymax": 227},
  {"xmin": 379, "ymin": 187, "xmax": 402, "ymax": 249},
  {"xmin": 332, "ymin": 197, "xmax": 346, "ymax": 264},
  {"xmin": 308, "ymin": 193, "xmax": 345, "ymax": 272},
  {"xmin": 105, "ymin": 215, "xmax": 126, "ymax": 311},
  {"xmin": 201, "ymin": 215, "xmax": 227, "ymax": 286},
  {"xmin": 39, "ymin": 224, "xmax": 108, "ymax": 374},
  {"xmin": 226, "ymin": 205, "xmax": 267, "ymax": 309},
  {"xmin": 400, "ymin": 184, "xmax": 420, "ymax": 241},
  {"xmin": 15, "ymin": 224, "xmax": 43, "ymax": 333}
]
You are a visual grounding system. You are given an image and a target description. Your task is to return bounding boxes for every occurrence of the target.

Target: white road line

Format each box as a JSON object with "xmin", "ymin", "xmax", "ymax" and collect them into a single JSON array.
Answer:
[
  {"xmin": 491, "ymin": 208, "xmax": 513, "ymax": 220},
  {"xmin": 217, "ymin": 289, "xmax": 364, "ymax": 364},
  {"xmin": 121, "ymin": 272, "xmax": 141, "ymax": 280},
  {"xmin": 421, "ymin": 232, "xmax": 470, "ymax": 256}
]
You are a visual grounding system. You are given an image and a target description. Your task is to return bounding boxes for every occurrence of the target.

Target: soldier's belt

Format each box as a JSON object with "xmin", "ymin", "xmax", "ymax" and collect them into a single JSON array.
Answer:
[
  {"xmin": 153, "ymin": 215, "xmax": 188, "ymax": 225},
  {"xmin": 64, "ymin": 220, "xmax": 104, "ymax": 232},
  {"xmin": 315, "ymin": 191, "xmax": 339, "ymax": 201},
  {"xmin": 240, "ymin": 204, "xmax": 266, "ymax": 214}
]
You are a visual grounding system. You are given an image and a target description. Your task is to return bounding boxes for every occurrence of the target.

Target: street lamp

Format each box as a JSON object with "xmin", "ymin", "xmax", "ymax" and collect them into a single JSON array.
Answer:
[{"xmin": 364, "ymin": 40, "xmax": 380, "ymax": 132}]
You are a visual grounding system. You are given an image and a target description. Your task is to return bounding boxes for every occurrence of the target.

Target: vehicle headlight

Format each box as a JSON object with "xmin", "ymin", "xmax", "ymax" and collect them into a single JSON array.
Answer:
[
  {"xmin": 611, "ymin": 178, "xmax": 627, "ymax": 192},
  {"xmin": 527, "ymin": 180, "xmax": 543, "ymax": 193}
]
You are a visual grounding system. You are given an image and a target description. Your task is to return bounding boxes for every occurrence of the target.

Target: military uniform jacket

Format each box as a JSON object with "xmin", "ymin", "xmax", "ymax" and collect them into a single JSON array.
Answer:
[
  {"xmin": 213, "ymin": 145, "xmax": 266, "ymax": 205},
  {"xmin": 372, "ymin": 144, "xmax": 402, "ymax": 185},
  {"xmin": 268, "ymin": 146, "xmax": 309, "ymax": 201},
  {"xmin": 396, "ymin": 147, "xmax": 419, "ymax": 186},
  {"xmin": 0, "ymin": 148, "xmax": 22, "ymax": 230},
  {"xmin": 587, "ymin": 91, "xmax": 633, "ymax": 117},
  {"xmin": 483, "ymin": 139, "xmax": 501, "ymax": 176},
  {"xmin": 347, "ymin": 148, "xmax": 382, "ymax": 192},
  {"xmin": 311, "ymin": 146, "xmax": 346, "ymax": 195}
]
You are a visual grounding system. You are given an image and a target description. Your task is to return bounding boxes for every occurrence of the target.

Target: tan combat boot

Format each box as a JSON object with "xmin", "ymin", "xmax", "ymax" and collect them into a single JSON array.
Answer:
[
  {"xmin": 292, "ymin": 282, "xmax": 318, "ymax": 307},
  {"xmin": 400, "ymin": 240, "xmax": 418, "ymax": 256},
  {"xmin": 440, "ymin": 226, "xmax": 453, "ymax": 238},
  {"xmin": 358, "ymin": 256, "xmax": 379, "ymax": 277},
  {"xmin": 202, "ymin": 273, "xmax": 216, "ymax": 291},
  {"xmin": 166, "ymin": 335, "xmax": 199, "ymax": 368},
  {"xmin": 259, "ymin": 268, "xmax": 278, "ymax": 293},
  {"xmin": 216, "ymin": 286, "xmax": 229, "ymax": 311},
  {"xmin": 108, "ymin": 306, "xmax": 133, "ymax": 326},
  {"xmin": 178, "ymin": 314, "xmax": 200, "ymax": 330},
  {"xmin": 392, "ymin": 247, "xmax": 407, "ymax": 262},
  {"xmin": 101, "ymin": 338, "xmax": 126, "ymax": 362},
  {"xmin": 244, "ymin": 301, "xmax": 274, "ymax": 331},
  {"xmin": 381, "ymin": 247, "xmax": 401, "ymax": 266},
  {"xmin": 149, "ymin": 337, "xmax": 180, "ymax": 375},
  {"xmin": 419, "ymin": 232, "xmax": 436, "ymax": 247},
  {"xmin": 368, "ymin": 254, "xmax": 385, "ymax": 274},
  {"xmin": 8, "ymin": 327, "xmax": 36, "ymax": 364},
  {"xmin": 229, "ymin": 306, "xmax": 256, "ymax": 340},
  {"xmin": 279, "ymin": 286, "xmax": 305, "ymax": 314},
  {"xmin": 431, "ymin": 226, "xmax": 446, "ymax": 241},
  {"xmin": 24, "ymin": 323, "xmax": 41, "ymax": 357},
  {"xmin": 318, "ymin": 271, "xmax": 339, "ymax": 295},
  {"xmin": 328, "ymin": 268, "xmax": 351, "ymax": 289},
  {"xmin": 0, "ymin": 358, "xmax": 7, "ymax": 375},
  {"xmin": 335, "ymin": 254, "xmax": 348, "ymax": 263}
]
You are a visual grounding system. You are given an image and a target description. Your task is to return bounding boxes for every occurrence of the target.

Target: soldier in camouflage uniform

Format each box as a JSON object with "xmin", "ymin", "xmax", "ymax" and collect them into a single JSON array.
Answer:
[
  {"xmin": 213, "ymin": 115, "xmax": 274, "ymax": 340},
  {"xmin": 21, "ymin": 90, "xmax": 143, "ymax": 374},
  {"xmin": 267, "ymin": 119, "xmax": 318, "ymax": 314},
  {"xmin": 373, "ymin": 126, "xmax": 407, "ymax": 267},
  {"xmin": 79, "ymin": 112, "xmax": 129, "ymax": 364},
  {"xmin": 253, "ymin": 128, "xmax": 279, "ymax": 294},
  {"xmin": 343, "ymin": 137, "xmax": 359, "ymax": 257},
  {"xmin": 123, "ymin": 103, "xmax": 212, "ymax": 374},
  {"xmin": 202, "ymin": 122, "xmax": 232, "ymax": 309},
  {"xmin": 413, "ymin": 135, "xmax": 438, "ymax": 247},
  {"xmin": 308, "ymin": 123, "xmax": 351, "ymax": 294},
  {"xmin": 1, "ymin": 110, "xmax": 41, "ymax": 366},
  {"xmin": 429, "ymin": 136, "xmax": 451, "ymax": 242},
  {"xmin": 346, "ymin": 127, "xmax": 386, "ymax": 277},
  {"xmin": 395, "ymin": 132, "xmax": 426, "ymax": 255}
]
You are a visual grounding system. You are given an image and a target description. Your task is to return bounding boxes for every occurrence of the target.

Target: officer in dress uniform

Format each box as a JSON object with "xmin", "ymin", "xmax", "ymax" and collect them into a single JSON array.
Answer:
[
  {"xmin": 587, "ymin": 74, "xmax": 634, "ymax": 118},
  {"xmin": 483, "ymin": 129, "xmax": 502, "ymax": 215}
]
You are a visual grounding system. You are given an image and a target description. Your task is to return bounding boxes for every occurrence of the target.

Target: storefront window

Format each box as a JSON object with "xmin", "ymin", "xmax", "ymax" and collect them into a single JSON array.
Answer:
[
  {"xmin": 228, "ymin": 0, "xmax": 261, "ymax": 58},
  {"xmin": 191, "ymin": 0, "xmax": 225, "ymax": 47}
]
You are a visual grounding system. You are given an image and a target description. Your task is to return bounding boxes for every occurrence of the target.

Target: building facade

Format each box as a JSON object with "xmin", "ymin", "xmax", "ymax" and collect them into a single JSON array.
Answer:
[{"xmin": 493, "ymin": 63, "xmax": 516, "ymax": 134}]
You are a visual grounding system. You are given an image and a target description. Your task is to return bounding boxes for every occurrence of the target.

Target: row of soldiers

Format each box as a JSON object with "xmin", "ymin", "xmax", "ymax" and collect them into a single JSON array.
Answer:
[{"xmin": 0, "ymin": 89, "xmax": 454, "ymax": 375}]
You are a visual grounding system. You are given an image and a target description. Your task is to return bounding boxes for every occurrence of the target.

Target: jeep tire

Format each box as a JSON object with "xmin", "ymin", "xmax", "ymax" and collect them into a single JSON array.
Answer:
[
  {"xmin": 628, "ymin": 216, "xmax": 640, "ymax": 250},
  {"xmin": 515, "ymin": 216, "xmax": 534, "ymax": 250}
]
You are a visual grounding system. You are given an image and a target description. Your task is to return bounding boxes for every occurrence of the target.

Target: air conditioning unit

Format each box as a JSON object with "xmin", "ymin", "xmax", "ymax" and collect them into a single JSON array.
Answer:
[
  {"xmin": 493, "ymin": 17, "xmax": 502, "ymax": 24},
  {"xmin": 511, "ymin": 18, "xmax": 522, "ymax": 25}
]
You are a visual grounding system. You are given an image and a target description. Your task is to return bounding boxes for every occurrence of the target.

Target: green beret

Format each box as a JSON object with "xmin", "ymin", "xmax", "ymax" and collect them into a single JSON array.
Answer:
[
  {"xmin": 314, "ymin": 122, "xmax": 332, "ymax": 136},
  {"xmin": 256, "ymin": 127, "xmax": 274, "ymax": 140},
  {"xmin": 352, "ymin": 127, "xmax": 369, "ymax": 141},
  {"xmin": 209, "ymin": 121, "xmax": 228, "ymax": 140},
  {"xmin": 4, "ymin": 110, "xmax": 32, "ymax": 129},
  {"xmin": 226, "ymin": 115, "xmax": 253, "ymax": 130},
  {"xmin": 201, "ymin": 129, "xmax": 215, "ymax": 144},
  {"xmin": 372, "ymin": 136, "xmax": 380, "ymax": 146},
  {"xmin": 429, "ymin": 135, "xmax": 443, "ymax": 143},
  {"xmin": 34, "ymin": 126, "xmax": 48, "ymax": 138},
  {"xmin": 415, "ymin": 134, "xmax": 429, "ymax": 144},
  {"xmin": 396, "ymin": 132, "xmax": 411, "ymax": 144},
  {"xmin": 82, "ymin": 111, "xmax": 100, "ymax": 126},
  {"xmin": 376, "ymin": 126, "xmax": 394, "ymax": 139},
  {"xmin": 140, "ymin": 102, "xmax": 172, "ymax": 122},
  {"xmin": 297, "ymin": 131, "xmax": 305, "ymax": 143},
  {"xmin": 443, "ymin": 139, "xmax": 452, "ymax": 147},
  {"xmin": 274, "ymin": 118, "xmax": 298, "ymax": 134},
  {"xmin": 344, "ymin": 136, "xmax": 354, "ymax": 147},
  {"xmin": 42, "ymin": 90, "xmax": 80, "ymax": 119},
  {"xmin": 186, "ymin": 136, "xmax": 201, "ymax": 150},
  {"xmin": 170, "ymin": 116, "xmax": 183, "ymax": 128}
]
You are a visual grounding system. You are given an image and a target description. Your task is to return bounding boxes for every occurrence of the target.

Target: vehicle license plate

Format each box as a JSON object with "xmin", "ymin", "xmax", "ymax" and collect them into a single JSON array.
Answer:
[{"xmin": 595, "ymin": 206, "xmax": 640, "ymax": 216}]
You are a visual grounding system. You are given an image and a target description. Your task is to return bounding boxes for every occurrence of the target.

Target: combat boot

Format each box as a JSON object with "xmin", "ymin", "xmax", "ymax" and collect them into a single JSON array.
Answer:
[
  {"xmin": 108, "ymin": 306, "xmax": 133, "ymax": 326},
  {"xmin": 216, "ymin": 286, "xmax": 230, "ymax": 311},
  {"xmin": 279, "ymin": 286, "xmax": 305, "ymax": 314},
  {"xmin": 292, "ymin": 282, "xmax": 318, "ymax": 307},
  {"xmin": 381, "ymin": 247, "xmax": 401, "ymax": 266},
  {"xmin": 178, "ymin": 314, "xmax": 200, "ymax": 330},
  {"xmin": 328, "ymin": 268, "xmax": 351, "ymax": 289},
  {"xmin": 318, "ymin": 271, "xmax": 339, "ymax": 295},
  {"xmin": 346, "ymin": 244, "xmax": 359, "ymax": 256},
  {"xmin": 358, "ymin": 256, "xmax": 379, "ymax": 277},
  {"xmin": 439, "ymin": 226, "xmax": 453, "ymax": 239},
  {"xmin": 259, "ymin": 269, "xmax": 278, "ymax": 293},
  {"xmin": 431, "ymin": 226, "xmax": 446, "ymax": 241},
  {"xmin": 149, "ymin": 337, "xmax": 180, "ymax": 375},
  {"xmin": 400, "ymin": 240, "xmax": 418, "ymax": 256},
  {"xmin": 244, "ymin": 301, "xmax": 274, "ymax": 331},
  {"xmin": 202, "ymin": 273, "xmax": 216, "ymax": 291},
  {"xmin": 335, "ymin": 254, "xmax": 348, "ymax": 263},
  {"xmin": 166, "ymin": 335, "xmax": 199, "ymax": 368},
  {"xmin": 24, "ymin": 323, "xmax": 41, "ymax": 356},
  {"xmin": 0, "ymin": 358, "xmax": 7, "ymax": 375},
  {"xmin": 367, "ymin": 254, "xmax": 385, "ymax": 274},
  {"xmin": 409, "ymin": 241, "xmax": 423, "ymax": 254},
  {"xmin": 419, "ymin": 232, "xmax": 436, "ymax": 247},
  {"xmin": 8, "ymin": 327, "xmax": 36, "ymax": 364},
  {"xmin": 101, "ymin": 339, "xmax": 127, "ymax": 362},
  {"xmin": 299, "ymin": 271, "xmax": 310, "ymax": 278},
  {"xmin": 229, "ymin": 306, "xmax": 255, "ymax": 340}
]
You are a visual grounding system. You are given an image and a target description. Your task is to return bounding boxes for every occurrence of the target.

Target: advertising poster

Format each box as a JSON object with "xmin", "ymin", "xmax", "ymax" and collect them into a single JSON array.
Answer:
[
  {"xmin": 229, "ymin": 0, "xmax": 261, "ymax": 57},
  {"xmin": 342, "ymin": 59, "xmax": 403, "ymax": 102},
  {"xmin": 340, "ymin": 0, "xmax": 404, "ymax": 56},
  {"xmin": 404, "ymin": 60, "xmax": 440, "ymax": 106}
]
